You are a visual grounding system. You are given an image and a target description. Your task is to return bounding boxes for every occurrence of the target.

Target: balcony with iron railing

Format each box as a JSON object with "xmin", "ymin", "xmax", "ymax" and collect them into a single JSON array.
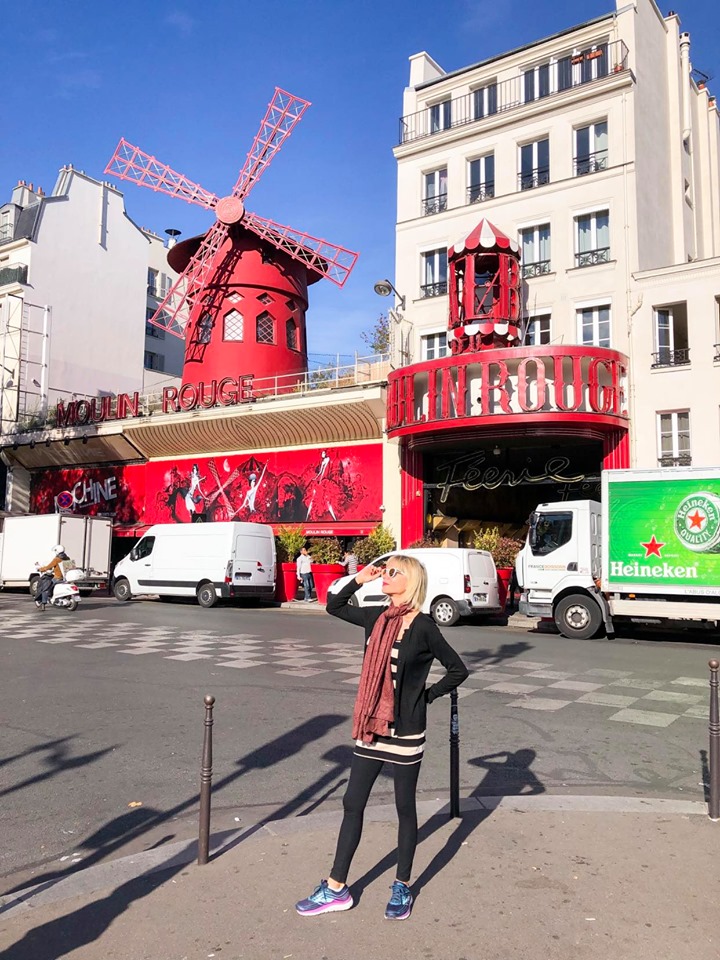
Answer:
[
  {"xmin": 467, "ymin": 183, "xmax": 495, "ymax": 204},
  {"xmin": 521, "ymin": 260, "xmax": 552, "ymax": 279},
  {"xmin": 398, "ymin": 39, "xmax": 630, "ymax": 145},
  {"xmin": 420, "ymin": 281, "xmax": 448, "ymax": 299},
  {"xmin": 0, "ymin": 263, "xmax": 28, "ymax": 287},
  {"xmin": 658, "ymin": 454, "xmax": 692, "ymax": 467},
  {"xmin": 651, "ymin": 348, "xmax": 691, "ymax": 368},
  {"xmin": 714, "ymin": 343, "xmax": 720, "ymax": 362},
  {"xmin": 422, "ymin": 194, "xmax": 447, "ymax": 216},
  {"xmin": 518, "ymin": 167, "xmax": 550, "ymax": 191},
  {"xmin": 574, "ymin": 150, "xmax": 609, "ymax": 176},
  {"xmin": 575, "ymin": 247, "xmax": 611, "ymax": 268}
]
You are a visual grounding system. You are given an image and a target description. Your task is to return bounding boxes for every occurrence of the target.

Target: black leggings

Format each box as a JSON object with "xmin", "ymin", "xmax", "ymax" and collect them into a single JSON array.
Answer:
[{"xmin": 330, "ymin": 753, "xmax": 421, "ymax": 885}]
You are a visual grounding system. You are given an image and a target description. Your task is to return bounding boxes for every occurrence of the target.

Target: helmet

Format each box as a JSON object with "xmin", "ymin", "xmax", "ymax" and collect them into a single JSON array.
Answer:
[{"xmin": 53, "ymin": 544, "xmax": 65, "ymax": 555}]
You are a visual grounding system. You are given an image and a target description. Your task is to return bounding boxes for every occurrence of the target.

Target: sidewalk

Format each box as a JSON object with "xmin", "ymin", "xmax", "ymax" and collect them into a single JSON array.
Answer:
[{"xmin": 0, "ymin": 794, "xmax": 715, "ymax": 960}]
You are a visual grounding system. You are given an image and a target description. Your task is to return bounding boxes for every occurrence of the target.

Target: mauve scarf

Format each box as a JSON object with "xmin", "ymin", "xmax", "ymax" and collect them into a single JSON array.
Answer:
[{"xmin": 352, "ymin": 602, "xmax": 413, "ymax": 744}]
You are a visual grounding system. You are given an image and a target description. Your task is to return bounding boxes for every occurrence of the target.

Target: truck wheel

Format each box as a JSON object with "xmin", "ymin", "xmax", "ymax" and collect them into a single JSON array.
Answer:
[
  {"xmin": 29, "ymin": 577, "xmax": 40, "ymax": 599},
  {"xmin": 554, "ymin": 594, "xmax": 602, "ymax": 640},
  {"xmin": 431, "ymin": 597, "xmax": 460, "ymax": 627},
  {"xmin": 113, "ymin": 579, "xmax": 132, "ymax": 602},
  {"xmin": 197, "ymin": 583, "xmax": 218, "ymax": 608}
]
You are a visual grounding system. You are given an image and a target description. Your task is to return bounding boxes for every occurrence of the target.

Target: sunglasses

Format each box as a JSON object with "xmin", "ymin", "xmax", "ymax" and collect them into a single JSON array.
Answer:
[{"xmin": 382, "ymin": 566, "xmax": 405, "ymax": 579}]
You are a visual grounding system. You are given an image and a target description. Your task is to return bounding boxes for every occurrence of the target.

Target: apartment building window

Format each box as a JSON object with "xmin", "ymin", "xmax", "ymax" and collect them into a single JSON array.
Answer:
[
  {"xmin": 0, "ymin": 209, "xmax": 11, "ymax": 243},
  {"xmin": 577, "ymin": 43, "xmax": 609, "ymax": 82},
  {"xmin": 145, "ymin": 319, "xmax": 166, "ymax": 340},
  {"xmin": 421, "ymin": 331, "xmax": 449, "ymax": 360},
  {"xmin": 159, "ymin": 273, "xmax": 172, "ymax": 297},
  {"xmin": 223, "ymin": 309, "xmax": 244, "ymax": 342},
  {"xmin": 473, "ymin": 82, "xmax": 498, "ymax": 119},
  {"xmin": 256, "ymin": 311, "xmax": 275, "ymax": 344},
  {"xmin": 519, "ymin": 138, "xmax": 549, "ymax": 190},
  {"xmin": 422, "ymin": 168, "xmax": 448, "ymax": 216},
  {"xmin": 577, "ymin": 304, "xmax": 611, "ymax": 348},
  {"xmin": 657, "ymin": 411, "xmax": 691, "ymax": 466},
  {"xmin": 523, "ymin": 63, "xmax": 551, "ymax": 103},
  {"xmin": 519, "ymin": 223, "xmax": 551, "ymax": 278},
  {"xmin": 429, "ymin": 99, "xmax": 451, "ymax": 133},
  {"xmin": 144, "ymin": 350, "xmax": 164, "ymax": 371},
  {"xmin": 652, "ymin": 303, "xmax": 689, "ymax": 367},
  {"xmin": 467, "ymin": 154, "xmax": 495, "ymax": 203},
  {"xmin": 147, "ymin": 268, "xmax": 159, "ymax": 296},
  {"xmin": 524, "ymin": 313, "xmax": 551, "ymax": 345},
  {"xmin": 421, "ymin": 248, "xmax": 448, "ymax": 298},
  {"xmin": 575, "ymin": 121, "xmax": 608, "ymax": 175},
  {"xmin": 575, "ymin": 210, "xmax": 610, "ymax": 267}
]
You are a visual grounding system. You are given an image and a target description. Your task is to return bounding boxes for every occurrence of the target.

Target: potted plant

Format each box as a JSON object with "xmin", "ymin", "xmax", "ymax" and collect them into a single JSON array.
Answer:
[
  {"xmin": 473, "ymin": 527, "xmax": 524, "ymax": 609},
  {"xmin": 353, "ymin": 524, "xmax": 397, "ymax": 566},
  {"xmin": 275, "ymin": 527, "xmax": 306, "ymax": 602},
  {"xmin": 307, "ymin": 536, "xmax": 344, "ymax": 604}
]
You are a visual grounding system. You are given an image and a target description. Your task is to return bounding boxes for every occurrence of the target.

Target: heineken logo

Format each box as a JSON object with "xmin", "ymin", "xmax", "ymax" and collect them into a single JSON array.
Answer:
[{"xmin": 674, "ymin": 493, "xmax": 720, "ymax": 553}]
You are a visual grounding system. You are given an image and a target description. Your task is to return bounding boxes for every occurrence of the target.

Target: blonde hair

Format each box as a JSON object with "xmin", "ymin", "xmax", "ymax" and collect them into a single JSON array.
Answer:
[{"xmin": 387, "ymin": 554, "xmax": 427, "ymax": 611}]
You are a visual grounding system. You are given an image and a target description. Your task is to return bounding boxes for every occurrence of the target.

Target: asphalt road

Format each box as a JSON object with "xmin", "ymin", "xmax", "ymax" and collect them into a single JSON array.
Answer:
[{"xmin": 1, "ymin": 591, "xmax": 716, "ymax": 895}]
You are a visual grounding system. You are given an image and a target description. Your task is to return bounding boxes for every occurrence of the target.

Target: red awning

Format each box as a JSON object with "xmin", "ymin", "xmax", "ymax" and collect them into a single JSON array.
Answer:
[{"xmin": 449, "ymin": 218, "xmax": 520, "ymax": 258}]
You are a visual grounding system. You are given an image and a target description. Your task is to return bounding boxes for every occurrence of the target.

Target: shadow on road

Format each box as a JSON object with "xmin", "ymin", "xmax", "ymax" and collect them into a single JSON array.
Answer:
[{"xmin": 0, "ymin": 737, "xmax": 118, "ymax": 802}]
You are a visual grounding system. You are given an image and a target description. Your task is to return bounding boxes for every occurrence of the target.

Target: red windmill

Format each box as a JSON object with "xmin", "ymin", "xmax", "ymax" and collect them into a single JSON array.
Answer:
[{"xmin": 105, "ymin": 88, "xmax": 359, "ymax": 392}]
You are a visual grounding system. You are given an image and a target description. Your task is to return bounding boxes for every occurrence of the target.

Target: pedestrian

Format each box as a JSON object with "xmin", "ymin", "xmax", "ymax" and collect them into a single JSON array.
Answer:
[
  {"xmin": 296, "ymin": 546, "xmax": 316, "ymax": 602},
  {"xmin": 341, "ymin": 549, "xmax": 358, "ymax": 577},
  {"xmin": 295, "ymin": 554, "xmax": 468, "ymax": 920},
  {"xmin": 35, "ymin": 544, "xmax": 70, "ymax": 609}
]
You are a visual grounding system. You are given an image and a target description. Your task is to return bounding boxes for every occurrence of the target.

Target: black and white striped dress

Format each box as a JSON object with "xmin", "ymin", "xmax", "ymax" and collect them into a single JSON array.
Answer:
[{"xmin": 354, "ymin": 631, "xmax": 425, "ymax": 765}]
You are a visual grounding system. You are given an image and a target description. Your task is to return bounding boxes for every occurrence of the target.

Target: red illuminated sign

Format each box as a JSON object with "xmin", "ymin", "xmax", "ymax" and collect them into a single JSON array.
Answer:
[
  {"xmin": 387, "ymin": 346, "xmax": 628, "ymax": 435},
  {"xmin": 56, "ymin": 376, "xmax": 254, "ymax": 427}
]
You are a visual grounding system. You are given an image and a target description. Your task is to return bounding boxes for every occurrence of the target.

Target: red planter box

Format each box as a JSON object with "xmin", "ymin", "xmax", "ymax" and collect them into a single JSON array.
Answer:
[
  {"xmin": 496, "ymin": 567, "xmax": 513, "ymax": 610},
  {"xmin": 312, "ymin": 564, "xmax": 345, "ymax": 604},
  {"xmin": 276, "ymin": 562, "xmax": 301, "ymax": 603}
]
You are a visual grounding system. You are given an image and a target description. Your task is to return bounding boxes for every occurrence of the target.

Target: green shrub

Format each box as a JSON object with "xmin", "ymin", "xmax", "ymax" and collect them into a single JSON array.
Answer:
[
  {"xmin": 406, "ymin": 536, "xmax": 442, "ymax": 548},
  {"xmin": 354, "ymin": 524, "xmax": 397, "ymax": 564},
  {"xmin": 473, "ymin": 527, "xmax": 523, "ymax": 568},
  {"xmin": 275, "ymin": 527, "xmax": 307, "ymax": 563},
  {"xmin": 308, "ymin": 536, "xmax": 343, "ymax": 564}
]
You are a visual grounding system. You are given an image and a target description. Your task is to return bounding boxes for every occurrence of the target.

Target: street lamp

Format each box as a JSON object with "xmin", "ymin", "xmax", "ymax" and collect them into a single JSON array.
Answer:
[
  {"xmin": 374, "ymin": 279, "xmax": 411, "ymax": 367},
  {"xmin": 373, "ymin": 279, "xmax": 406, "ymax": 312}
]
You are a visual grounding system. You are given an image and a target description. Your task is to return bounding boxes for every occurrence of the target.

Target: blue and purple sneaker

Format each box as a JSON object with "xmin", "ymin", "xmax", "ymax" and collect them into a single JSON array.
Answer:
[
  {"xmin": 295, "ymin": 879, "xmax": 353, "ymax": 916},
  {"xmin": 385, "ymin": 880, "xmax": 413, "ymax": 920}
]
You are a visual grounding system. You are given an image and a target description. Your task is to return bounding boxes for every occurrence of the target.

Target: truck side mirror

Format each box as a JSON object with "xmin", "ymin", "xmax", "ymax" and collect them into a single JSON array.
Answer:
[{"xmin": 528, "ymin": 512, "xmax": 539, "ymax": 550}]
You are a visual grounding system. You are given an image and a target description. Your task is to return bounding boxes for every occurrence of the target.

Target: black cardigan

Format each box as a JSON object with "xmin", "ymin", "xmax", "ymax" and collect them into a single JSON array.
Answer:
[{"xmin": 326, "ymin": 578, "xmax": 469, "ymax": 736}]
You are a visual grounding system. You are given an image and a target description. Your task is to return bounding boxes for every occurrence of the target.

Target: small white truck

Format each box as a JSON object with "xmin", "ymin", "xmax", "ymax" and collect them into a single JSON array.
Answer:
[
  {"xmin": 516, "ymin": 467, "xmax": 720, "ymax": 639},
  {"xmin": 0, "ymin": 513, "xmax": 113, "ymax": 595}
]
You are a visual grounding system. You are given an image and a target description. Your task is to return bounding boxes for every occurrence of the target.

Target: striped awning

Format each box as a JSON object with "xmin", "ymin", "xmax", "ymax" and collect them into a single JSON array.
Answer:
[{"xmin": 449, "ymin": 219, "xmax": 520, "ymax": 258}]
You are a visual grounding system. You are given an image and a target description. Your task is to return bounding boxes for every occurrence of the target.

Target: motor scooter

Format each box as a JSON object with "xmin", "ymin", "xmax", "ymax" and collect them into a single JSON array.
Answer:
[{"xmin": 33, "ymin": 567, "xmax": 82, "ymax": 611}]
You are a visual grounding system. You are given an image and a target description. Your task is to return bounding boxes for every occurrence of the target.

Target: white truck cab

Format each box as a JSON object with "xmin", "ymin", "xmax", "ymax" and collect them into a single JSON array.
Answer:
[{"xmin": 517, "ymin": 500, "xmax": 606, "ymax": 639}]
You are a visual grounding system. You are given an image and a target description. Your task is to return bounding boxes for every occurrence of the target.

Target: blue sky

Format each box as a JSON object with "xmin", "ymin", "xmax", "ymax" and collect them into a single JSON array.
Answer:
[{"xmin": 1, "ymin": 0, "xmax": 718, "ymax": 363}]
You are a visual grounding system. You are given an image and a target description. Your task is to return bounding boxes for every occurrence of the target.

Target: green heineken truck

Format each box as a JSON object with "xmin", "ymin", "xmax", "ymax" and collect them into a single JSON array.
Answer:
[{"xmin": 517, "ymin": 468, "xmax": 720, "ymax": 639}]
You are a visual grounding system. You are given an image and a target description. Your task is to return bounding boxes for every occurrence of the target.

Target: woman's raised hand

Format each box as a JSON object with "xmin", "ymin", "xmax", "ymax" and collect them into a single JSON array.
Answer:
[{"xmin": 355, "ymin": 564, "xmax": 384, "ymax": 585}]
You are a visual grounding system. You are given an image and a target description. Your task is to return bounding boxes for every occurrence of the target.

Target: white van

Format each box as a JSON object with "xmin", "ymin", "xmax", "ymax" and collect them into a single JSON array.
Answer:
[
  {"xmin": 112, "ymin": 522, "xmax": 275, "ymax": 608},
  {"xmin": 327, "ymin": 548, "xmax": 501, "ymax": 626}
]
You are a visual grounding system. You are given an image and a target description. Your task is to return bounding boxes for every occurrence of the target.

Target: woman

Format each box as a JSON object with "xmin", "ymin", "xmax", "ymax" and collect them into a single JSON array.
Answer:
[{"xmin": 296, "ymin": 554, "xmax": 468, "ymax": 920}]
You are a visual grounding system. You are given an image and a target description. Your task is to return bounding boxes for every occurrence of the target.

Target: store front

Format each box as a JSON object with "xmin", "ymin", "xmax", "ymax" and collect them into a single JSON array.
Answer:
[{"xmin": 387, "ymin": 220, "xmax": 629, "ymax": 546}]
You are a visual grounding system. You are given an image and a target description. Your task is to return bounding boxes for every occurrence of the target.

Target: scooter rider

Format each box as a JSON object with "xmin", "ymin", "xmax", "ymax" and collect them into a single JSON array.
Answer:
[{"xmin": 36, "ymin": 545, "xmax": 70, "ymax": 609}]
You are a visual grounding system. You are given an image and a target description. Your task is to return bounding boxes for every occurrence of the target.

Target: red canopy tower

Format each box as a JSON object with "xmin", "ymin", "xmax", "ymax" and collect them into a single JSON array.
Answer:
[
  {"xmin": 447, "ymin": 218, "xmax": 521, "ymax": 353},
  {"xmin": 105, "ymin": 89, "xmax": 358, "ymax": 391}
]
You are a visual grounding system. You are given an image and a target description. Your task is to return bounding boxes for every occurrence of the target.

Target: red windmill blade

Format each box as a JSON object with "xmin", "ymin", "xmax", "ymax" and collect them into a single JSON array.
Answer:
[{"xmin": 104, "ymin": 87, "xmax": 358, "ymax": 339}]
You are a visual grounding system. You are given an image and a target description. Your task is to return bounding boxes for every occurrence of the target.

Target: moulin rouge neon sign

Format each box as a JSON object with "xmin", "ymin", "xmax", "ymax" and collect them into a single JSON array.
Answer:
[
  {"xmin": 386, "ymin": 347, "xmax": 628, "ymax": 433},
  {"xmin": 56, "ymin": 376, "xmax": 254, "ymax": 428}
]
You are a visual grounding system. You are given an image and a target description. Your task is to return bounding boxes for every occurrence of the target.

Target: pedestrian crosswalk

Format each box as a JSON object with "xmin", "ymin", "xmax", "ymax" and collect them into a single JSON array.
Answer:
[{"xmin": 1, "ymin": 602, "xmax": 710, "ymax": 728}]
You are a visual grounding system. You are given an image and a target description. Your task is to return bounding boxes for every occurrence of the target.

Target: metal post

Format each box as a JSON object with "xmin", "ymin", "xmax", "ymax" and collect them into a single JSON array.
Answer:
[
  {"xmin": 709, "ymin": 660, "xmax": 719, "ymax": 822},
  {"xmin": 449, "ymin": 689, "xmax": 460, "ymax": 819},
  {"xmin": 39, "ymin": 304, "xmax": 51, "ymax": 421},
  {"xmin": 197, "ymin": 694, "xmax": 215, "ymax": 864}
]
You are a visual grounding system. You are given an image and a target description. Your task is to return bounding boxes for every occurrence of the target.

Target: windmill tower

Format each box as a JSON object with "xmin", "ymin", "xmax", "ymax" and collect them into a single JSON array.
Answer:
[{"xmin": 105, "ymin": 89, "xmax": 358, "ymax": 393}]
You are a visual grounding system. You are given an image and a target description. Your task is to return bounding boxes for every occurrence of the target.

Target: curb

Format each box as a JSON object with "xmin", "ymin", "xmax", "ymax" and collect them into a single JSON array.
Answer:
[{"xmin": 0, "ymin": 794, "xmax": 706, "ymax": 920}]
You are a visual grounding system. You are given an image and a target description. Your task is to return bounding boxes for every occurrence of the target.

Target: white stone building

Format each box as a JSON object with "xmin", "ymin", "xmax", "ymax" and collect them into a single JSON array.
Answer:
[
  {"xmin": 392, "ymin": 0, "xmax": 720, "ymax": 476},
  {"xmin": 0, "ymin": 167, "xmax": 182, "ymax": 433}
]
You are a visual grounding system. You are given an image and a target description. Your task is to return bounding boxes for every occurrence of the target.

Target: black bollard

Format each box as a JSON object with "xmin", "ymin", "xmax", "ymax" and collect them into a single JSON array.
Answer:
[
  {"xmin": 709, "ymin": 661, "xmax": 719, "ymax": 822},
  {"xmin": 198, "ymin": 694, "xmax": 216, "ymax": 864},
  {"xmin": 449, "ymin": 689, "xmax": 460, "ymax": 820}
]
